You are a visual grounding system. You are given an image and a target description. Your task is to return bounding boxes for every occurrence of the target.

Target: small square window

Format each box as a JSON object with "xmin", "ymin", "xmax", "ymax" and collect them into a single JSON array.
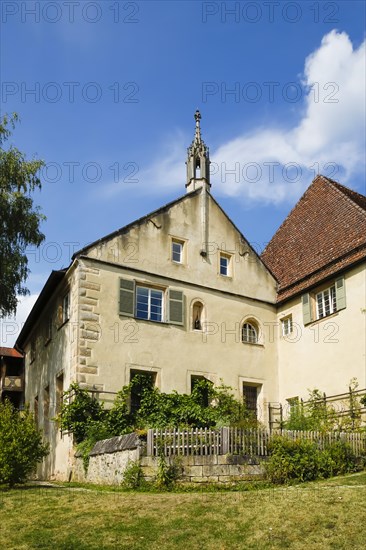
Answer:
[
  {"xmin": 220, "ymin": 253, "xmax": 231, "ymax": 276},
  {"xmin": 281, "ymin": 316, "xmax": 293, "ymax": 337},
  {"xmin": 172, "ymin": 239, "xmax": 184, "ymax": 263}
]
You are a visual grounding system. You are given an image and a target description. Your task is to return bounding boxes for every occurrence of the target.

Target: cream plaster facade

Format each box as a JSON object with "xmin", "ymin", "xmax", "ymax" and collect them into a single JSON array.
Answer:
[
  {"xmin": 277, "ymin": 262, "xmax": 366, "ymax": 407},
  {"xmin": 17, "ymin": 113, "xmax": 366, "ymax": 480}
]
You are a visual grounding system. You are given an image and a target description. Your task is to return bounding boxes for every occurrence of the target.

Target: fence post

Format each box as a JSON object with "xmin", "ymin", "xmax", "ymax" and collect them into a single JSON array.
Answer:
[
  {"xmin": 221, "ymin": 427, "xmax": 229, "ymax": 455},
  {"xmin": 147, "ymin": 428, "xmax": 153, "ymax": 456}
]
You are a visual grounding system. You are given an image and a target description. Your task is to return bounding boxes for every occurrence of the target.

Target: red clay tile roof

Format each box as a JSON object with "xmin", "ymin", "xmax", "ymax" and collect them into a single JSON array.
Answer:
[
  {"xmin": 261, "ymin": 175, "xmax": 366, "ymax": 302},
  {"xmin": 0, "ymin": 347, "xmax": 23, "ymax": 358}
]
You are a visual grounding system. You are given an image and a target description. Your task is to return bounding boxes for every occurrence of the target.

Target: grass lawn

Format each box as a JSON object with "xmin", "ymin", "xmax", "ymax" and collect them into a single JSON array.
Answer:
[{"xmin": 1, "ymin": 473, "xmax": 365, "ymax": 549}]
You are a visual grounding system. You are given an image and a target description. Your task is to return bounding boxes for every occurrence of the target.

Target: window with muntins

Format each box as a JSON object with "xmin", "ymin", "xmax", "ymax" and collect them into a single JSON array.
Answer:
[
  {"xmin": 302, "ymin": 276, "xmax": 346, "ymax": 325},
  {"xmin": 220, "ymin": 253, "xmax": 230, "ymax": 276},
  {"xmin": 281, "ymin": 316, "xmax": 293, "ymax": 336},
  {"xmin": 119, "ymin": 278, "xmax": 185, "ymax": 326},
  {"xmin": 136, "ymin": 286, "xmax": 163, "ymax": 322},
  {"xmin": 172, "ymin": 240, "xmax": 184, "ymax": 263},
  {"xmin": 243, "ymin": 384, "xmax": 258, "ymax": 419},
  {"xmin": 316, "ymin": 285, "xmax": 336, "ymax": 319},
  {"xmin": 242, "ymin": 322, "xmax": 258, "ymax": 344}
]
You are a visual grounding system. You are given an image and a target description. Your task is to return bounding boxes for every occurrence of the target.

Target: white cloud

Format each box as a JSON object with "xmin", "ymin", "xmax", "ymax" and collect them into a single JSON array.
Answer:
[
  {"xmin": 131, "ymin": 30, "xmax": 365, "ymax": 205},
  {"xmin": 212, "ymin": 30, "xmax": 365, "ymax": 204},
  {"xmin": 0, "ymin": 294, "xmax": 39, "ymax": 348}
]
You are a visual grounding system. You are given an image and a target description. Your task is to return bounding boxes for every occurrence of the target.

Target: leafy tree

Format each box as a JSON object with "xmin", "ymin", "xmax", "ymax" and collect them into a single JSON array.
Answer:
[
  {"xmin": 0, "ymin": 113, "xmax": 45, "ymax": 317},
  {"xmin": 0, "ymin": 400, "xmax": 49, "ymax": 487}
]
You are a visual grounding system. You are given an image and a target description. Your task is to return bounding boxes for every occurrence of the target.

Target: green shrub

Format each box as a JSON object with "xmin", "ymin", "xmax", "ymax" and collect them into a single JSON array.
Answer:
[
  {"xmin": 156, "ymin": 455, "xmax": 182, "ymax": 489},
  {"xmin": 265, "ymin": 435, "xmax": 359, "ymax": 485},
  {"xmin": 265, "ymin": 437, "xmax": 319, "ymax": 484},
  {"xmin": 59, "ymin": 383, "xmax": 105, "ymax": 444},
  {"xmin": 0, "ymin": 400, "xmax": 49, "ymax": 487},
  {"xmin": 327, "ymin": 440, "xmax": 359, "ymax": 475},
  {"xmin": 122, "ymin": 460, "xmax": 145, "ymax": 489}
]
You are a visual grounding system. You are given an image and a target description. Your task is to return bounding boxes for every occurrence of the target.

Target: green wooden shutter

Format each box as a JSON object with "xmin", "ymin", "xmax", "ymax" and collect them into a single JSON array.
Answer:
[
  {"xmin": 119, "ymin": 279, "xmax": 135, "ymax": 317},
  {"xmin": 168, "ymin": 289, "xmax": 184, "ymax": 326},
  {"xmin": 302, "ymin": 293, "xmax": 312, "ymax": 325},
  {"xmin": 335, "ymin": 276, "xmax": 346, "ymax": 311}
]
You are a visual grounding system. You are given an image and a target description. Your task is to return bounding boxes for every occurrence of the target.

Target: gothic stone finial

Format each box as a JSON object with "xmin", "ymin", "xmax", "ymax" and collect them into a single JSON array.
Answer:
[{"xmin": 186, "ymin": 110, "xmax": 211, "ymax": 192}]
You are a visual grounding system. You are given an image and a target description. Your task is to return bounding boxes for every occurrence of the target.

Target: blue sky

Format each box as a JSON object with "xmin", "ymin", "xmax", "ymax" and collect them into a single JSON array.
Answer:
[{"xmin": 0, "ymin": 0, "xmax": 365, "ymax": 345}]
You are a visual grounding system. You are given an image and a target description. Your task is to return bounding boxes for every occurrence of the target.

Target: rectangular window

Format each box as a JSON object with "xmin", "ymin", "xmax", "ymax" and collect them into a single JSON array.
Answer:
[
  {"xmin": 172, "ymin": 239, "xmax": 184, "ymax": 263},
  {"xmin": 287, "ymin": 396, "xmax": 300, "ymax": 415},
  {"xmin": 302, "ymin": 276, "xmax": 346, "ymax": 325},
  {"xmin": 191, "ymin": 375, "xmax": 211, "ymax": 408},
  {"xmin": 219, "ymin": 253, "xmax": 231, "ymax": 276},
  {"xmin": 243, "ymin": 384, "xmax": 258, "ymax": 419},
  {"xmin": 136, "ymin": 286, "xmax": 163, "ymax": 322},
  {"xmin": 281, "ymin": 316, "xmax": 293, "ymax": 336},
  {"xmin": 120, "ymin": 278, "xmax": 185, "ymax": 326},
  {"xmin": 62, "ymin": 292, "xmax": 70, "ymax": 323},
  {"xmin": 316, "ymin": 285, "xmax": 337, "ymax": 319},
  {"xmin": 129, "ymin": 370, "xmax": 156, "ymax": 414}
]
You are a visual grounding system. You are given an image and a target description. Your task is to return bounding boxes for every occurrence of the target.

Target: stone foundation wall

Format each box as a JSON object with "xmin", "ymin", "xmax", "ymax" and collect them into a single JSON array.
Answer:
[
  {"xmin": 71, "ymin": 434, "xmax": 265, "ymax": 484},
  {"xmin": 141, "ymin": 454, "xmax": 264, "ymax": 484},
  {"xmin": 73, "ymin": 433, "xmax": 142, "ymax": 485}
]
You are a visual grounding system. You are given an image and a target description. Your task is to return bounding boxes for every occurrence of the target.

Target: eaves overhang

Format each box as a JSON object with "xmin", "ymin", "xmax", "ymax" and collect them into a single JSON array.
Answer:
[{"xmin": 15, "ymin": 269, "xmax": 67, "ymax": 351}]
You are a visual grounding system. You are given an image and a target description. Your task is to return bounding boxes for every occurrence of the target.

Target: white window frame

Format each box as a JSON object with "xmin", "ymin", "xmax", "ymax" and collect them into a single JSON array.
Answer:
[
  {"xmin": 172, "ymin": 239, "xmax": 184, "ymax": 264},
  {"xmin": 281, "ymin": 316, "xmax": 293, "ymax": 337},
  {"xmin": 135, "ymin": 285, "xmax": 164, "ymax": 323},
  {"xmin": 242, "ymin": 322, "xmax": 258, "ymax": 344},
  {"xmin": 219, "ymin": 252, "xmax": 231, "ymax": 277},
  {"xmin": 316, "ymin": 285, "xmax": 337, "ymax": 320}
]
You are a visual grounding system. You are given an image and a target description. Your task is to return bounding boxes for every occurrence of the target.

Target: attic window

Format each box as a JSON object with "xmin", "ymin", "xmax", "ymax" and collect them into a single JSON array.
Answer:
[
  {"xmin": 219, "ymin": 253, "xmax": 232, "ymax": 277},
  {"xmin": 172, "ymin": 239, "xmax": 184, "ymax": 264}
]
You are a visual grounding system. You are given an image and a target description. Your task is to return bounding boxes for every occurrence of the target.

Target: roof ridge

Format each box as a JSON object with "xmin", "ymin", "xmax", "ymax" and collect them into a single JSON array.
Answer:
[
  {"xmin": 261, "ymin": 176, "xmax": 321, "ymax": 257},
  {"xmin": 72, "ymin": 189, "xmax": 201, "ymax": 259},
  {"xmin": 321, "ymin": 176, "xmax": 366, "ymax": 214}
]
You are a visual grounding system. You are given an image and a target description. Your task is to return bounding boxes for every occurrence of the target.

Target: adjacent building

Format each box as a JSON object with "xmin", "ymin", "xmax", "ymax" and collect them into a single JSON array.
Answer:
[{"xmin": 0, "ymin": 347, "xmax": 24, "ymax": 408}]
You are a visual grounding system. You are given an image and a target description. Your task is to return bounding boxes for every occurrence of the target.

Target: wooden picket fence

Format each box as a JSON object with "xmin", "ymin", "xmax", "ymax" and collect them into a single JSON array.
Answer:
[{"xmin": 146, "ymin": 427, "xmax": 366, "ymax": 458}]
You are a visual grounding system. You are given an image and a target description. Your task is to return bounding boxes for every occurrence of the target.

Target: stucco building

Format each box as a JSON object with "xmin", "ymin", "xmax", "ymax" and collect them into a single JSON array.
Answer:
[{"xmin": 15, "ymin": 112, "xmax": 366, "ymax": 479}]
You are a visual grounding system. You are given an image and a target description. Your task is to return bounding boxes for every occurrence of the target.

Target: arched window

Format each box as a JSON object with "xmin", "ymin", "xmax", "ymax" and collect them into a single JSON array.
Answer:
[
  {"xmin": 242, "ymin": 322, "xmax": 258, "ymax": 344},
  {"xmin": 192, "ymin": 301, "xmax": 204, "ymax": 331}
]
